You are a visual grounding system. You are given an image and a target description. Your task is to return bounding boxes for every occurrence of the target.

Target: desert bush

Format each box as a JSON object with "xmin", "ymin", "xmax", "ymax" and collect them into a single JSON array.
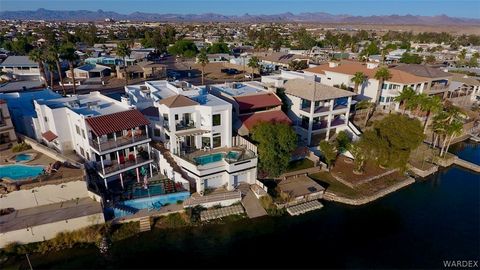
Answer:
[
  {"xmin": 110, "ymin": 222, "xmax": 139, "ymax": 242},
  {"xmin": 11, "ymin": 142, "xmax": 31, "ymax": 153}
]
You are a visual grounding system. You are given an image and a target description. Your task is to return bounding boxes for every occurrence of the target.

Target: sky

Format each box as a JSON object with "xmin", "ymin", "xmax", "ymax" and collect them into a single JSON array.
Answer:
[{"xmin": 1, "ymin": 0, "xmax": 479, "ymax": 18}]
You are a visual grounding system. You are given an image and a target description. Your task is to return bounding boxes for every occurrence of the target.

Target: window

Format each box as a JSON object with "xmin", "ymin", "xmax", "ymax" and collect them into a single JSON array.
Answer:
[
  {"xmin": 382, "ymin": 83, "xmax": 388, "ymax": 89},
  {"xmin": 81, "ymin": 129, "xmax": 86, "ymax": 139},
  {"xmin": 80, "ymin": 147, "xmax": 85, "ymax": 157},
  {"xmin": 212, "ymin": 114, "xmax": 221, "ymax": 126},
  {"xmin": 212, "ymin": 134, "xmax": 221, "ymax": 148},
  {"xmin": 154, "ymin": 128, "xmax": 161, "ymax": 137},
  {"xmin": 175, "ymin": 114, "xmax": 179, "ymax": 120},
  {"xmin": 163, "ymin": 114, "xmax": 169, "ymax": 121},
  {"xmin": 44, "ymin": 116, "xmax": 48, "ymax": 122},
  {"xmin": 75, "ymin": 125, "xmax": 81, "ymax": 135}
]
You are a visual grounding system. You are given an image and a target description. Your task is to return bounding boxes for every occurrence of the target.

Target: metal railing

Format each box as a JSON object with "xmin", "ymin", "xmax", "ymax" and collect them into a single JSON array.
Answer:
[
  {"xmin": 90, "ymin": 134, "xmax": 149, "ymax": 152},
  {"xmin": 97, "ymin": 154, "xmax": 152, "ymax": 175}
]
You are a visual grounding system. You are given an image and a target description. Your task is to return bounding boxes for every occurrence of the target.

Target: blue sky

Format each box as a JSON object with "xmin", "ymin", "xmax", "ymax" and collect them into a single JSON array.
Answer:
[{"xmin": 1, "ymin": 0, "xmax": 479, "ymax": 18}]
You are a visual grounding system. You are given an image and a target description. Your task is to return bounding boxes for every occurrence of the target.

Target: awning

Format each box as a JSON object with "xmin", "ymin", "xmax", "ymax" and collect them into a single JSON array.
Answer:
[{"xmin": 175, "ymin": 128, "xmax": 210, "ymax": 137}]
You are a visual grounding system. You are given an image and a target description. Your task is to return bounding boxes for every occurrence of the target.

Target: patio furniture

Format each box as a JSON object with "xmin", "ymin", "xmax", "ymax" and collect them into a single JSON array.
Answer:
[{"xmin": 119, "ymin": 155, "xmax": 125, "ymax": 164}]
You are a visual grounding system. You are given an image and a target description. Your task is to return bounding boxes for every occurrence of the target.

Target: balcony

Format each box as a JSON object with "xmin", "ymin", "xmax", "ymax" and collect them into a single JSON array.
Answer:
[
  {"xmin": 90, "ymin": 134, "xmax": 150, "ymax": 153},
  {"xmin": 330, "ymin": 117, "xmax": 346, "ymax": 127},
  {"xmin": 300, "ymin": 121, "xmax": 328, "ymax": 130},
  {"xmin": 97, "ymin": 154, "xmax": 152, "ymax": 177},
  {"xmin": 175, "ymin": 121, "xmax": 196, "ymax": 131},
  {"xmin": 425, "ymin": 84, "xmax": 449, "ymax": 95},
  {"xmin": 178, "ymin": 147, "xmax": 257, "ymax": 167}
]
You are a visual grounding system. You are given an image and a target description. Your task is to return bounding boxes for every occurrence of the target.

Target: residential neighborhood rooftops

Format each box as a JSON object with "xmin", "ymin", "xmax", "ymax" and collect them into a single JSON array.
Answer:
[
  {"xmin": 85, "ymin": 109, "xmax": 150, "ymax": 136},
  {"xmin": 211, "ymin": 82, "xmax": 266, "ymax": 96},
  {"xmin": 256, "ymin": 52, "xmax": 309, "ymax": 64},
  {"xmin": 0, "ymin": 56, "xmax": 37, "ymax": 67},
  {"xmin": 240, "ymin": 110, "xmax": 291, "ymax": 131},
  {"xmin": 284, "ymin": 79, "xmax": 356, "ymax": 101},
  {"xmin": 392, "ymin": 64, "xmax": 452, "ymax": 78},
  {"xmin": 449, "ymin": 74, "xmax": 480, "ymax": 86},
  {"xmin": 76, "ymin": 64, "xmax": 110, "ymax": 72},
  {"xmin": 305, "ymin": 61, "xmax": 434, "ymax": 84},
  {"xmin": 234, "ymin": 92, "xmax": 282, "ymax": 111}
]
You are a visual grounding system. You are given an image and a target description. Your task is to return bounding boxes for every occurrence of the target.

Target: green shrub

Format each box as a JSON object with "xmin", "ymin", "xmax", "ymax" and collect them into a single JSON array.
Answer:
[
  {"xmin": 165, "ymin": 213, "xmax": 187, "ymax": 228},
  {"xmin": 176, "ymin": 200, "xmax": 183, "ymax": 204},
  {"xmin": 260, "ymin": 195, "xmax": 286, "ymax": 216},
  {"xmin": 11, "ymin": 142, "xmax": 31, "ymax": 153},
  {"xmin": 111, "ymin": 222, "xmax": 139, "ymax": 242}
]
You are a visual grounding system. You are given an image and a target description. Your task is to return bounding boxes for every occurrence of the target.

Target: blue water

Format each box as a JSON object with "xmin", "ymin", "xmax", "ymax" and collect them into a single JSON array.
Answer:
[
  {"xmin": 15, "ymin": 153, "xmax": 34, "ymax": 162},
  {"xmin": 112, "ymin": 191, "xmax": 191, "ymax": 218},
  {"xmin": 0, "ymin": 164, "xmax": 44, "ymax": 180},
  {"xmin": 132, "ymin": 184, "xmax": 164, "ymax": 198},
  {"xmin": 449, "ymin": 141, "xmax": 480, "ymax": 164},
  {"xmin": 194, "ymin": 153, "xmax": 224, "ymax": 165},
  {"xmin": 226, "ymin": 151, "xmax": 240, "ymax": 160}
]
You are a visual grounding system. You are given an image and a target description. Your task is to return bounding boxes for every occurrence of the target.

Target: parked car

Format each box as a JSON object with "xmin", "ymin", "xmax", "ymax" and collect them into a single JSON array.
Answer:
[{"xmin": 221, "ymin": 68, "xmax": 239, "ymax": 75}]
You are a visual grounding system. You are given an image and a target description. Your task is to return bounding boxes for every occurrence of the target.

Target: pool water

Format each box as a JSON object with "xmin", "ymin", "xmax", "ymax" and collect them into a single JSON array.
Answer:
[
  {"xmin": 0, "ymin": 164, "xmax": 45, "ymax": 180},
  {"xmin": 112, "ymin": 191, "xmax": 191, "ymax": 218},
  {"xmin": 15, "ymin": 153, "xmax": 34, "ymax": 162},
  {"xmin": 226, "ymin": 151, "xmax": 240, "ymax": 160},
  {"xmin": 194, "ymin": 153, "xmax": 224, "ymax": 165},
  {"xmin": 132, "ymin": 184, "xmax": 164, "ymax": 198}
]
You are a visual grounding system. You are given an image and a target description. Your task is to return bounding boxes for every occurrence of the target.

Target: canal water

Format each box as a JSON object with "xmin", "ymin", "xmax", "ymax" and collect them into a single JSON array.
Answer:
[{"xmin": 16, "ymin": 142, "xmax": 480, "ymax": 269}]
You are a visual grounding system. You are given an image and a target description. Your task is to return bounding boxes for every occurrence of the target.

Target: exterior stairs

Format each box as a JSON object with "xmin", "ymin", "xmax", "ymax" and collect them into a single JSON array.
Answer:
[
  {"xmin": 139, "ymin": 217, "xmax": 151, "ymax": 232},
  {"xmin": 114, "ymin": 204, "xmax": 138, "ymax": 215},
  {"xmin": 152, "ymin": 142, "xmax": 196, "ymax": 191}
]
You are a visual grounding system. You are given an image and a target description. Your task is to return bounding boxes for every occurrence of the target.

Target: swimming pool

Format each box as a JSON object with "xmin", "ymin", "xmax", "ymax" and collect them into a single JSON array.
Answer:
[
  {"xmin": 111, "ymin": 191, "xmax": 191, "ymax": 218},
  {"xmin": 0, "ymin": 164, "xmax": 45, "ymax": 180},
  {"xmin": 132, "ymin": 183, "xmax": 164, "ymax": 198},
  {"xmin": 194, "ymin": 153, "xmax": 224, "ymax": 165},
  {"xmin": 15, "ymin": 153, "xmax": 35, "ymax": 162}
]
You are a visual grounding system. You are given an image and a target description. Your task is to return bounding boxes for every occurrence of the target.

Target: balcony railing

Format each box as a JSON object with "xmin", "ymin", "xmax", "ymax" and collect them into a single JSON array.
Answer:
[
  {"xmin": 97, "ymin": 154, "xmax": 152, "ymax": 176},
  {"xmin": 176, "ymin": 121, "xmax": 196, "ymax": 131},
  {"xmin": 330, "ymin": 118, "xmax": 346, "ymax": 127},
  {"xmin": 90, "ymin": 134, "xmax": 150, "ymax": 153},
  {"xmin": 300, "ymin": 121, "xmax": 328, "ymax": 130}
]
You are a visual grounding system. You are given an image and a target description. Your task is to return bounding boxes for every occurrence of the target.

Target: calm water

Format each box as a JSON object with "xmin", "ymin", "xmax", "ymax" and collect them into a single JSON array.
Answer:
[{"xmin": 16, "ymin": 142, "xmax": 480, "ymax": 269}]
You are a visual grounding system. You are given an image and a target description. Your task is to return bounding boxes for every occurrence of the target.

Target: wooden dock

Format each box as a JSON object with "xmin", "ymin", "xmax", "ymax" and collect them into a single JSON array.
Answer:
[
  {"xmin": 453, "ymin": 157, "xmax": 480, "ymax": 173},
  {"xmin": 286, "ymin": 200, "xmax": 323, "ymax": 216}
]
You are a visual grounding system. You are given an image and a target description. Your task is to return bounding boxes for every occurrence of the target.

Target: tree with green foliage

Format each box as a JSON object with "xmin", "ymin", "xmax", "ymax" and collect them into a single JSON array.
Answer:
[
  {"xmin": 9, "ymin": 37, "xmax": 33, "ymax": 55},
  {"xmin": 350, "ymin": 141, "xmax": 366, "ymax": 174},
  {"xmin": 359, "ymin": 41, "xmax": 380, "ymax": 59},
  {"xmin": 168, "ymin": 40, "xmax": 198, "ymax": 58},
  {"xmin": 28, "ymin": 48, "xmax": 48, "ymax": 87},
  {"xmin": 418, "ymin": 95, "xmax": 443, "ymax": 134},
  {"xmin": 457, "ymin": 49, "xmax": 467, "ymax": 64},
  {"xmin": 293, "ymin": 28, "xmax": 317, "ymax": 50},
  {"xmin": 351, "ymin": 72, "xmax": 367, "ymax": 94},
  {"xmin": 207, "ymin": 42, "xmax": 230, "ymax": 54},
  {"xmin": 335, "ymin": 130, "xmax": 351, "ymax": 153},
  {"xmin": 400, "ymin": 52, "xmax": 422, "ymax": 64},
  {"xmin": 394, "ymin": 87, "xmax": 417, "ymax": 114},
  {"xmin": 46, "ymin": 46, "xmax": 66, "ymax": 95},
  {"xmin": 374, "ymin": 66, "xmax": 392, "ymax": 105},
  {"xmin": 288, "ymin": 60, "xmax": 308, "ymax": 71},
  {"xmin": 425, "ymin": 55, "xmax": 436, "ymax": 65},
  {"xmin": 276, "ymin": 88, "xmax": 290, "ymax": 113},
  {"xmin": 468, "ymin": 55, "xmax": 478, "ymax": 68},
  {"xmin": 59, "ymin": 43, "xmax": 79, "ymax": 94},
  {"xmin": 358, "ymin": 114, "xmax": 424, "ymax": 170},
  {"xmin": 252, "ymin": 122, "xmax": 297, "ymax": 177},
  {"xmin": 319, "ymin": 141, "xmax": 337, "ymax": 169},
  {"xmin": 197, "ymin": 48, "xmax": 209, "ymax": 85},
  {"xmin": 247, "ymin": 56, "xmax": 260, "ymax": 81},
  {"xmin": 116, "ymin": 42, "xmax": 131, "ymax": 86}
]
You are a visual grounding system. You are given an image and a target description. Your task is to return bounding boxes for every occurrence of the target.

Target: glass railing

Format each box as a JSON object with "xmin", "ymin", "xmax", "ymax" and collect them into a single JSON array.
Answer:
[{"xmin": 90, "ymin": 134, "xmax": 150, "ymax": 152}]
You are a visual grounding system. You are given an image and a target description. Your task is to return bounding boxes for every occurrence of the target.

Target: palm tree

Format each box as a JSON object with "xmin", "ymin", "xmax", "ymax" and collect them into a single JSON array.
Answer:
[
  {"xmin": 197, "ymin": 48, "xmax": 209, "ymax": 85},
  {"xmin": 374, "ymin": 66, "xmax": 392, "ymax": 105},
  {"xmin": 45, "ymin": 58, "xmax": 57, "ymax": 90},
  {"xmin": 116, "ymin": 42, "xmax": 131, "ymax": 86},
  {"xmin": 418, "ymin": 95, "xmax": 443, "ymax": 134},
  {"xmin": 356, "ymin": 100, "xmax": 375, "ymax": 127},
  {"xmin": 443, "ymin": 120, "xmax": 463, "ymax": 157},
  {"xmin": 458, "ymin": 48, "xmax": 467, "ymax": 64},
  {"xmin": 350, "ymin": 72, "xmax": 366, "ymax": 94},
  {"xmin": 28, "ymin": 48, "xmax": 48, "ymax": 87},
  {"xmin": 59, "ymin": 43, "xmax": 79, "ymax": 94},
  {"xmin": 394, "ymin": 87, "xmax": 416, "ymax": 114},
  {"xmin": 47, "ymin": 46, "xmax": 66, "ymax": 95},
  {"xmin": 247, "ymin": 56, "xmax": 260, "ymax": 81}
]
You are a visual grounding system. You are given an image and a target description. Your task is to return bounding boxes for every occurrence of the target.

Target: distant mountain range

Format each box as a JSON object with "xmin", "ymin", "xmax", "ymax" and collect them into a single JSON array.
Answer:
[{"xmin": 1, "ymin": 9, "xmax": 479, "ymax": 25}]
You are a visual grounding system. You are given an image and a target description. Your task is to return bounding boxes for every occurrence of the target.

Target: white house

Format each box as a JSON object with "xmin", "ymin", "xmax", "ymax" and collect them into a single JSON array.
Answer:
[
  {"xmin": 124, "ymin": 81, "xmax": 258, "ymax": 195},
  {"xmin": 0, "ymin": 56, "xmax": 42, "ymax": 81},
  {"xmin": 33, "ymin": 92, "xmax": 154, "ymax": 189}
]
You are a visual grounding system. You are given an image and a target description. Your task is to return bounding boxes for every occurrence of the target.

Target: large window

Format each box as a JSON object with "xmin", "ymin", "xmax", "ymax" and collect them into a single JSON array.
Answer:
[
  {"xmin": 212, "ymin": 114, "xmax": 221, "ymax": 126},
  {"xmin": 212, "ymin": 133, "xmax": 221, "ymax": 148},
  {"xmin": 75, "ymin": 125, "xmax": 81, "ymax": 135}
]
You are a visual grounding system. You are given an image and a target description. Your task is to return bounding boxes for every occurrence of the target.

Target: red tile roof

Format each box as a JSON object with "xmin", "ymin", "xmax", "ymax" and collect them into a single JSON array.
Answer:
[
  {"xmin": 240, "ymin": 110, "xmax": 291, "ymax": 131},
  {"xmin": 234, "ymin": 93, "xmax": 282, "ymax": 111},
  {"xmin": 85, "ymin": 110, "xmax": 150, "ymax": 136},
  {"xmin": 42, "ymin": 130, "xmax": 58, "ymax": 142}
]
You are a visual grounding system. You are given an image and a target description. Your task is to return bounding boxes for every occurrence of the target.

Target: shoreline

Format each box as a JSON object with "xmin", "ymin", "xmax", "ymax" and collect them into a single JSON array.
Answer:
[{"xmin": 322, "ymin": 176, "xmax": 416, "ymax": 206}]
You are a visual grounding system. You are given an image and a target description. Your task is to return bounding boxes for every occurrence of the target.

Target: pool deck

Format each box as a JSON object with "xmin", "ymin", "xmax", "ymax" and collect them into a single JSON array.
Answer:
[{"xmin": 183, "ymin": 146, "xmax": 246, "ymax": 159}]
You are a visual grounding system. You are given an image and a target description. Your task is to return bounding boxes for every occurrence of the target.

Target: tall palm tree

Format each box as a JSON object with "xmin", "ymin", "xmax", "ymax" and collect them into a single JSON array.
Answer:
[
  {"xmin": 28, "ymin": 48, "xmax": 48, "ymax": 87},
  {"xmin": 394, "ymin": 87, "xmax": 416, "ymax": 114},
  {"xmin": 47, "ymin": 46, "xmax": 66, "ymax": 95},
  {"xmin": 197, "ymin": 48, "xmax": 209, "ymax": 85},
  {"xmin": 116, "ymin": 42, "xmax": 131, "ymax": 86},
  {"xmin": 45, "ymin": 59, "xmax": 56, "ymax": 90},
  {"xmin": 247, "ymin": 56, "xmax": 260, "ymax": 81},
  {"xmin": 418, "ymin": 95, "xmax": 443, "ymax": 134},
  {"xmin": 356, "ymin": 100, "xmax": 375, "ymax": 127},
  {"xmin": 443, "ymin": 120, "xmax": 463, "ymax": 157},
  {"xmin": 350, "ymin": 72, "xmax": 366, "ymax": 94},
  {"xmin": 59, "ymin": 43, "xmax": 79, "ymax": 94},
  {"xmin": 374, "ymin": 66, "xmax": 392, "ymax": 105}
]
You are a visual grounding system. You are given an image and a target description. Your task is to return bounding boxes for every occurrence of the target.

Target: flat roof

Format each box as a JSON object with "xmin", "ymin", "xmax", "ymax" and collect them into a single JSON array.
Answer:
[
  {"xmin": 0, "ymin": 197, "xmax": 103, "ymax": 233},
  {"xmin": 284, "ymin": 79, "xmax": 356, "ymax": 101},
  {"xmin": 278, "ymin": 175, "xmax": 325, "ymax": 198},
  {"xmin": 0, "ymin": 56, "xmax": 37, "ymax": 68},
  {"xmin": 211, "ymin": 82, "xmax": 266, "ymax": 97}
]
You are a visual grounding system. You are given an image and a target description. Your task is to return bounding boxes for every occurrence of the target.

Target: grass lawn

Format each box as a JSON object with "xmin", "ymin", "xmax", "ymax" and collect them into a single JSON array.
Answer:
[{"xmin": 286, "ymin": 159, "xmax": 314, "ymax": 172}]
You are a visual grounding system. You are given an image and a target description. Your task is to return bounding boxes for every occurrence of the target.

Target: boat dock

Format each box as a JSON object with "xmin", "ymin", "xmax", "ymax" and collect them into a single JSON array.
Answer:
[
  {"xmin": 453, "ymin": 157, "xmax": 480, "ymax": 173},
  {"xmin": 286, "ymin": 200, "xmax": 323, "ymax": 216}
]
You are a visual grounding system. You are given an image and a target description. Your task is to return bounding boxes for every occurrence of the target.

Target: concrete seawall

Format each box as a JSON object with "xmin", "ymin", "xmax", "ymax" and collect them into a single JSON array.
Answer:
[{"xmin": 323, "ymin": 177, "xmax": 416, "ymax": 206}]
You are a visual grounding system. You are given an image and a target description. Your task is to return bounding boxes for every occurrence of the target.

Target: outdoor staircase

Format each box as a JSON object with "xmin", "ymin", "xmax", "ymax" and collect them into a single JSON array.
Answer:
[
  {"xmin": 114, "ymin": 204, "xmax": 139, "ymax": 215},
  {"xmin": 139, "ymin": 217, "xmax": 151, "ymax": 232},
  {"xmin": 153, "ymin": 142, "xmax": 196, "ymax": 191}
]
